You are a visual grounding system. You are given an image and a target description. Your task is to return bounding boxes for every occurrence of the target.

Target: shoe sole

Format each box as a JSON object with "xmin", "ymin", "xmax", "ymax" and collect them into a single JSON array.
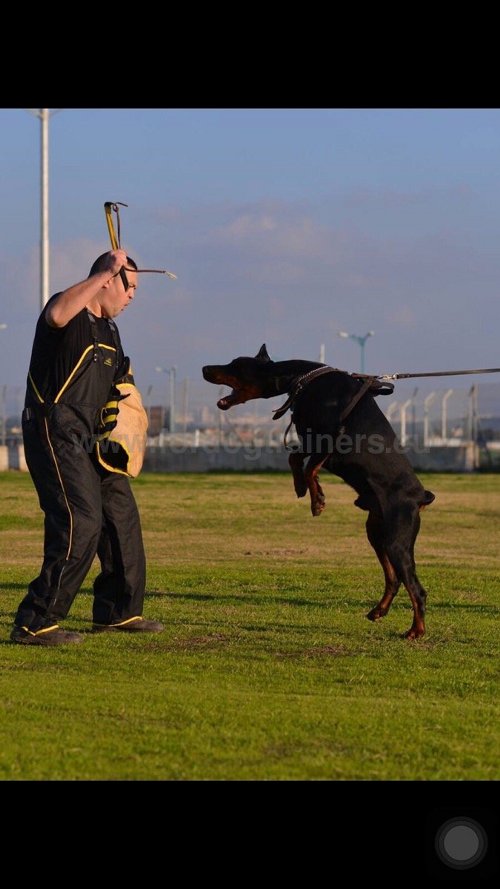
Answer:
[{"xmin": 10, "ymin": 633, "xmax": 84, "ymax": 646}]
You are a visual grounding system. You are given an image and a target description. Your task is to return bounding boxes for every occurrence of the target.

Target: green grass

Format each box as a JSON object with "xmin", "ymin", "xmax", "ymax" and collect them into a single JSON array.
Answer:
[{"xmin": 0, "ymin": 471, "xmax": 499, "ymax": 780}]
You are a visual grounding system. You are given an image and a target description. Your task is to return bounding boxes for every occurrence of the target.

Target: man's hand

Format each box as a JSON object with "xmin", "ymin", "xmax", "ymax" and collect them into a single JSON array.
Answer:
[
  {"xmin": 96, "ymin": 385, "xmax": 129, "ymax": 441},
  {"xmin": 104, "ymin": 249, "xmax": 129, "ymax": 279}
]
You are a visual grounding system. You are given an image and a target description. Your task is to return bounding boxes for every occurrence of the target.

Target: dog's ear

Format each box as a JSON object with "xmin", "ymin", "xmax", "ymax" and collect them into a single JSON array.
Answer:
[{"xmin": 255, "ymin": 344, "xmax": 271, "ymax": 363}]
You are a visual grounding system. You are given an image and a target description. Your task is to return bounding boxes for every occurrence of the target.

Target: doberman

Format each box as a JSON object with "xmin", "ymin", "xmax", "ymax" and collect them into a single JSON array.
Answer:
[{"xmin": 202, "ymin": 344, "xmax": 435, "ymax": 639}]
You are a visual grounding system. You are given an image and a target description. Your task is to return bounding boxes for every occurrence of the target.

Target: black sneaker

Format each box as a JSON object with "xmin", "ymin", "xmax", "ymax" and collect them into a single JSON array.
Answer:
[
  {"xmin": 10, "ymin": 625, "xmax": 84, "ymax": 646},
  {"xmin": 92, "ymin": 616, "xmax": 164, "ymax": 633}
]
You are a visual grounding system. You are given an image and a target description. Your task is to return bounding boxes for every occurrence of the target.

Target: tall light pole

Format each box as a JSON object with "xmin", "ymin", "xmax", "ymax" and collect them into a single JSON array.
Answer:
[
  {"xmin": 337, "ymin": 330, "xmax": 374, "ymax": 374},
  {"xmin": 27, "ymin": 109, "xmax": 62, "ymax": 311},
  {"xmin": 155, "ymin": 366, "xmax": 177, "ymax": 433},
  {"xmin": 40, "ymin": 108, "xmax": 49, "ymax": 311}
]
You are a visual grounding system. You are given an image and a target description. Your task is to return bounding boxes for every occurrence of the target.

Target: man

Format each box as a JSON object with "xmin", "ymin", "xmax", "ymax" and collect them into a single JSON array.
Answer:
[{"xmin": 11, "ymin": 249, "xmax": 164, "ymax": 645}]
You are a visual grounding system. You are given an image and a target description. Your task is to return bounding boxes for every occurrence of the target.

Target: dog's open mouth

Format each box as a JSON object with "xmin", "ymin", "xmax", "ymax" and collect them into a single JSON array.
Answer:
[
  {"xmin": 202, "ymin": 367, "xmax": 260, "ymax": 410},
  {"xmin": 216, "ymin": 382, "xmax": 263, "ymax": 409},
  {"xmin": 217, "ymin": 390, "xmax": 243, "ymax": 410}
]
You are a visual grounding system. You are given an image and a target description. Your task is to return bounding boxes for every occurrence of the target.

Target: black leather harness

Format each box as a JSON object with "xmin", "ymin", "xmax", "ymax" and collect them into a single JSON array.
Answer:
[{"xmin": 271, "ymin": 365, "xmax": 394, "ymax": 449}]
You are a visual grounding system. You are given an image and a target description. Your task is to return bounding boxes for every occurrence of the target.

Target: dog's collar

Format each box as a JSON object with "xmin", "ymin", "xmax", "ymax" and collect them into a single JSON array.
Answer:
[{"xmin": 272, "ymin": 366, "xmax": 338, "ymax": 420}]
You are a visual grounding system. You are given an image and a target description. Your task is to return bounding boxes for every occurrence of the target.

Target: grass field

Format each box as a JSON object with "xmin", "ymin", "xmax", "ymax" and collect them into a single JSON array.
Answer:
[{"xmin": 0, "ymin": 470, "xmax": 499, "ymax": 780}]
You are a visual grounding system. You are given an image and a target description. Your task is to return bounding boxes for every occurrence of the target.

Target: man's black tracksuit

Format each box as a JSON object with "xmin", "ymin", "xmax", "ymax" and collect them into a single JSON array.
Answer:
[{"xmin": 14, "ymin": 299, "xmax": 146, "ymax": 632}]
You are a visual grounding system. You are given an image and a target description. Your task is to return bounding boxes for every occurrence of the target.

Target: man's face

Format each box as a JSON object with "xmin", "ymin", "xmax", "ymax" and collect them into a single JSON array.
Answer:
[{"xmin": 101, "ymin": 268, "xmax": 138, "ymax": 318}]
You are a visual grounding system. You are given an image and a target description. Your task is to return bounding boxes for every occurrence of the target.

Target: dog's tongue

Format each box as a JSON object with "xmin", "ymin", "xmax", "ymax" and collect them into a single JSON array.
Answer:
[{"xmin": 217, "ymin": 391, "xmax": 239, "ymax": 410}]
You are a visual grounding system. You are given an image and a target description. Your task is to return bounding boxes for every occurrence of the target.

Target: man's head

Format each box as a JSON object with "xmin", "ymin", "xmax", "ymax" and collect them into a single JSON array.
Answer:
[{"xmin": 89, "ymin": 252, "xmax": 138, "ymax": 319}]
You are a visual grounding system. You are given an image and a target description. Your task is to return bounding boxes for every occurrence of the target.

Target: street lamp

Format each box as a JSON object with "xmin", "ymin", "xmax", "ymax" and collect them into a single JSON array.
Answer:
[
  {"xmin": 155, "ymin": 366, "xmax": 176, "ymax": 433},
  {"xmin": 337, "ymin": 330, "xmax": 374, "ymax": 374},
  {"xmin": 27, "ymin": 109, "xmax": 63, "ymax": 311}
]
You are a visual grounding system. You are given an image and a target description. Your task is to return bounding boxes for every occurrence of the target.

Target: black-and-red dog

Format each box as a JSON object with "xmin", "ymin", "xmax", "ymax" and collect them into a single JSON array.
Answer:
[{"xmin": 203, "ymin": 344, "xmax": 435, "ymax": 639}]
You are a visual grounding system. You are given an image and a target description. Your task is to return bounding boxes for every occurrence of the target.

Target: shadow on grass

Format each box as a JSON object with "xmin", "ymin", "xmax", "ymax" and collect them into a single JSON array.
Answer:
[
  {"xmin": 432, "ymin": 601, "xmax": 500, "ymax": 614},
  {"xmin": 145, "ymin": 589, "xmax": 358, "ymax": 608}
]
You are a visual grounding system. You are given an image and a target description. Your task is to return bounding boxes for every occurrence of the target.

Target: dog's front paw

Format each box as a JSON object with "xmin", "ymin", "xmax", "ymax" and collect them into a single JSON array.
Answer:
[
  {"xmin": 310, "ymin": 497, "xmax": 326, "ymax": 517},
  {"xmin": 366, "ymin": 606, "xmax": 387, "ymax": 622},
  {"xmin": 294, "ymin": 480, "xmax": 308, "ymax": 498}
]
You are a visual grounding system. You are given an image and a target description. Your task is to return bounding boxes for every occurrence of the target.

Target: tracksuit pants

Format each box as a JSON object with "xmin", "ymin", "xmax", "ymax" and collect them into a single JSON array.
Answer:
[{"xmin": 14, "ymin": 410, "xmax": 146, "ymax": 631}]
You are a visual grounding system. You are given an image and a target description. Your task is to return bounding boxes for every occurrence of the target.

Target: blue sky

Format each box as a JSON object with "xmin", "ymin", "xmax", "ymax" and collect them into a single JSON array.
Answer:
[{"xmin": 2, "ymin": 108, "xmax": 500, "ymax": 405}]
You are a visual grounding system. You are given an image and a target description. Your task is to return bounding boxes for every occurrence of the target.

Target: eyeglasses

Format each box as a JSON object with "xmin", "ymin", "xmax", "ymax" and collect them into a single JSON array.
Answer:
[{"xmin": 116, "ymin": 267, "xmax": 132, "ymax": 292}]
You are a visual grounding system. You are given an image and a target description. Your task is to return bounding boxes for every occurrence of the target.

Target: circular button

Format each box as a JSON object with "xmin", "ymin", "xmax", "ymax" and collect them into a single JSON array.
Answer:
[{"xmin": 436, "ymin": 818, "xmax": 487, "ymax": 869}]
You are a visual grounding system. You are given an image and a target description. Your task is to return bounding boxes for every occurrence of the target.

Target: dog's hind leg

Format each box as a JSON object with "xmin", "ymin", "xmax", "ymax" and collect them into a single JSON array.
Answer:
[
  {"xmin": 365, "ymin": 510, "xmax": 401, "ymax": 622},
  {"xmin": 289, "ymin": 451, "xmax": 307, "ymax": 498},
  {"xmin": 304, "ymin": 454, "xmax": 329, "ymax": 516},
  {"xmin": 384, "ymin": 509, "xmax": 427, "ymax": 639}
]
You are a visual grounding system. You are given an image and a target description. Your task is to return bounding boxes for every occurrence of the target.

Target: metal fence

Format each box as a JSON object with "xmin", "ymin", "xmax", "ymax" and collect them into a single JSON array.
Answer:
[{"xmin": 3, "ymin": 379, "xmax": 500, "ymax": 468}]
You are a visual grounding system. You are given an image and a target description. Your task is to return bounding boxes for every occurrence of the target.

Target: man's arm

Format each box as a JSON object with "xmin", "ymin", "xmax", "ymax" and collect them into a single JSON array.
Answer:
[{"xmin": 46, "ymin": 250, "xmax": 128, "ymax": 328}]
